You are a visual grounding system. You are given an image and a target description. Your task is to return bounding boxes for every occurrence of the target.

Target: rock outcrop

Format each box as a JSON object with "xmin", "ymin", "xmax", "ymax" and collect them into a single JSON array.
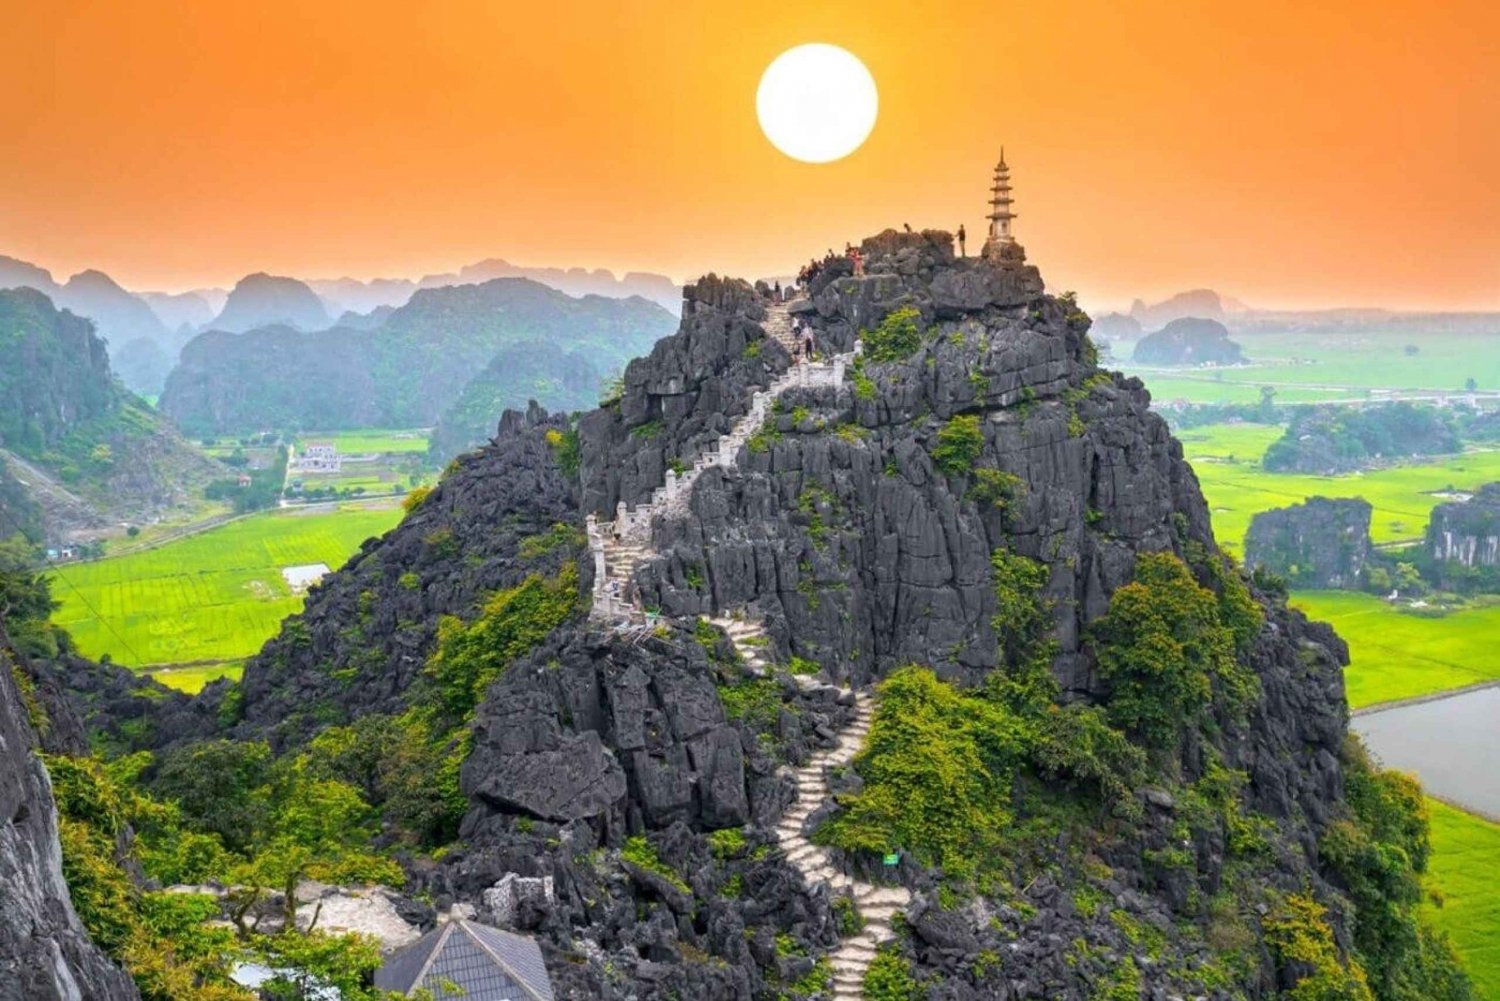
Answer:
[
  {"xmin": 1245, "ymin": 497, "xmax": 1374, "ymax": 588},
  {"xmin": 1132, "ymin": 316, "xmax": 1244, "ymax": 365},
  {"xmin": 0, "ymin": 639, "xmax": 139, "ymax": 1001},
  {"xmin": 1427, "ymin": 482, "xmax": 1500, "ymax": 588}
]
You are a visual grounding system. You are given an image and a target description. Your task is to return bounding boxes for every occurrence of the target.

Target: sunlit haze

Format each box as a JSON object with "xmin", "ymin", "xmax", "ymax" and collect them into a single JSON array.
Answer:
[{"xmin": 3, "ymin": 0, "xmax": 1497, "ymax": 308}]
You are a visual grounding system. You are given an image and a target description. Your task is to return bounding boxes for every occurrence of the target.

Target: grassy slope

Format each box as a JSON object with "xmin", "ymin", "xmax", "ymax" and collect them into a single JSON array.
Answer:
[
  {"xmin": 1291, "ymin": 590, "xmax": 1500, "ymax": 709},
  {"xmin": 1424, "ymin": 799, "xmax": 1500, "ymax": 999},
  {"xmin": 50, "ymin": 505, "xmax": 401, "ymax": 671},
  {"xmin": 1178, "ymin": 424, "xmax": 1500, "ymax": 555}
]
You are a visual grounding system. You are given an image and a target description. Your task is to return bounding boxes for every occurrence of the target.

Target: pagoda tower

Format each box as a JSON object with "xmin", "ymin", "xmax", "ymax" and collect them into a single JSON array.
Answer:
[{"xmin": 982, "ymin": 149, "xmax": 1017, "ymax": 259}]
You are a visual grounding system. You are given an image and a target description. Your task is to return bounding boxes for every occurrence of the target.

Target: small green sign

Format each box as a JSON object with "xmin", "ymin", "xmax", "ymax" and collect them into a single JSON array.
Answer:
[{"xmin": 882, "ymin": 853, "xmax": 900, "ymax": 866}]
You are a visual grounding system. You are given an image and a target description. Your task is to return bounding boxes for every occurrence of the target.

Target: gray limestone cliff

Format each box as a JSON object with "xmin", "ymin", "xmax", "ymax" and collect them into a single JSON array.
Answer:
[
  {"xmin": 0, "ymin": 639, "xmax": 139, "ymax": 1001},
  {"xmin": 1245, "ymin": 497, "xmax": 1374, "ymax": 589},
  {"xmin": 1427, "ymin": 482, "xmax": 1500, "ymax": 588}
]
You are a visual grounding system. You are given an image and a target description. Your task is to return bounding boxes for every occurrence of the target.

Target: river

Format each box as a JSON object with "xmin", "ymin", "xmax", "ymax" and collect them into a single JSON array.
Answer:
[{"xmin": 1353, "ymin": 686, "xmax": 1500, "ymax": 819}]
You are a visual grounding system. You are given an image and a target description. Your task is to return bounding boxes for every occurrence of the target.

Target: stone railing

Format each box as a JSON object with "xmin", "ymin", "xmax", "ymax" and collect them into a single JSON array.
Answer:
[{"xmin": 587, "ymin": 301, "xmax": 857, "ymax": 622}]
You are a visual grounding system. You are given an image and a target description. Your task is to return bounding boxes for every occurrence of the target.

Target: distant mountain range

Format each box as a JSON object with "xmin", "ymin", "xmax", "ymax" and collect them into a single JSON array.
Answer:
[
  {"xmin": 0, "ymin": 252, "xmax": 683, "ymax": 396},
  {"xmin": 309, "ymin": 261, "xmax": 681, "ymax": 317},
  {"xmin": 158, "ymin": 277, "xmax": 677, "ymax": 436}
]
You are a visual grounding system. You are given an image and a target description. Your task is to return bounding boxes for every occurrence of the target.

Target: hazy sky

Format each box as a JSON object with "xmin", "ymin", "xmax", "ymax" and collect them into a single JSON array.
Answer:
[{"xmin": 4, "ymin": 0, "xmax": 1497, "ymax": 309}]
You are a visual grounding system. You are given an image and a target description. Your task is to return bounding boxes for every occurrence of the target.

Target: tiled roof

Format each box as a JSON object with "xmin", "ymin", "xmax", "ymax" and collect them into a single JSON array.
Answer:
[{"xmin": 374, "ymin": 920, "xmax": 554, "ymax": 1001}]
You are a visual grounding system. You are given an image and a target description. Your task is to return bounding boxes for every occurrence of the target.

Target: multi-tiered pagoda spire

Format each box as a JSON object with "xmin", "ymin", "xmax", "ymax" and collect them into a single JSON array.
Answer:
[{"xmin": 983, "ymin": 148, "xmax": 1016, "ymax": 257}]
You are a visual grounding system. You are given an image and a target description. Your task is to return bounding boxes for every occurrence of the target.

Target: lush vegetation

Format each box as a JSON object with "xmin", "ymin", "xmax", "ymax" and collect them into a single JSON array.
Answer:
[
  {"xmin": 1424, "ymin": 800, "xmax": 1500, "ymax": 1000},
  {"xmin": 1316, "ymin": 739, "xmax": 1473, "ymax": 999},
  {"xmin": 930, "ymin": 414, "xmax": 984, "ymax": 476},
  {"xmin": 50, "ymin": 505, "xmax": 401, "ymax": 677},
  {"xmin": 1264, "ymin": 404, "xmax": 1460, "ymax": 474},
  {"xmin": 1092, "ymin": 551, "xmax": 1261, "ymax": 749},
  {"xmin": 1179, "ymin": 422, "xmax": 1500, "ymax": 554},
  {"xmin": 204, "ymin": 445, "xmax": 288, "ymax": 513},
  {"xmin": 817, "ymin": 550, "xmax": 1143, "ymax": 882},
  {"xmin": 47, "ymin": 746, "xmax": 410, "ymax": 1001},
  {"xmin": 861, "ymin": 306, "xmax": 925, "ymax": 363},
  {"xmin": 1291, "ymin": 590, "xmax": 1500, "ymax": 709},
  {"xmin": 426, "ymin": 562, "xmax": 580, "ymax": 720}
]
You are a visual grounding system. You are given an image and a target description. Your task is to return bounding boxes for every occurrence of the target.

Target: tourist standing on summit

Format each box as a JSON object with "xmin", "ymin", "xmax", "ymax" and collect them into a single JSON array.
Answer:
[{"xmin": 958, "ymin": 224, "xmax": 966, "ymax": 256}]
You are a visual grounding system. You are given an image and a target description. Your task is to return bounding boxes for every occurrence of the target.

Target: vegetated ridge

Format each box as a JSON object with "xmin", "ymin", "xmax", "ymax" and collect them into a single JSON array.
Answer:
[{"xmin": 159, "ymin": 278, "xmax": 676, "ymax": 435}]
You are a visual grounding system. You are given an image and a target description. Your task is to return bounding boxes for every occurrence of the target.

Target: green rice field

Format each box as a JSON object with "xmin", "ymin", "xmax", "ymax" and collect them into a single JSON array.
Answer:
[
  {"xmin": 293, "ymin": 428, "xmax": 431, "ymax": 454},
  {"xmin": 50, "ymin": 505, "xmax": 402, "ymax": 684},
  {"xmin": 1291, "ymin": 591, "xmax": 1500, "ymax": 710},
  {"xmin": 1118, "ymin": 328, "xmax": 1500, "ymax": 404},
  {"xmin": 1177, "ymin": 424, "xmax": 1500, "ymax": 555},
  {"xmin": 1424, "ymin": 798, "xmax": 1500, "ymax": 999}
]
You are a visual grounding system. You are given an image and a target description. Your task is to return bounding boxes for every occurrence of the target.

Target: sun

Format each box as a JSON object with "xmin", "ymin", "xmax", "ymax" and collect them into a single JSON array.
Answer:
[{"xmin": 757, "ymin": 44, "xmax": 878, "ymax": 164}]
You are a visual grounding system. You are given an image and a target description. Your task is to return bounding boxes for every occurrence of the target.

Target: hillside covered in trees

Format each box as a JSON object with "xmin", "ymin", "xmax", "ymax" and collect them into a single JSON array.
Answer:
[
  {"xmin": 160, "ymin": 278, "xmax": 676, "ymax": 435},
  {"xmin": 0, "ymin": 289, "xmax": 222, "ymax": 542}
]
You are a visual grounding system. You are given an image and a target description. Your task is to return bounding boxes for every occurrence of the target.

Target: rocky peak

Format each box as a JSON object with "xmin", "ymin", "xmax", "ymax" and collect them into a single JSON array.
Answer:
[{"xmin": 211, "ymin": 272, "xmax": 331, "ymax": 333}]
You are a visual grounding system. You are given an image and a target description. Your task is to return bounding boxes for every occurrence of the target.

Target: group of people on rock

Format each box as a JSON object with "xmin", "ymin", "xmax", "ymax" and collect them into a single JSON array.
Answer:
[{"xmin": 794, "ymin": 241, "xmax": 866, "ymax": 289}]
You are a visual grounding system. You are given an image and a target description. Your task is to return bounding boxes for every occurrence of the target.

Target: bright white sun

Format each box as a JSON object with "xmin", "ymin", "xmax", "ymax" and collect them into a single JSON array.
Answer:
[{"xmin": 757, "ymin": 44, "xmax": 878, "ymax": 163}]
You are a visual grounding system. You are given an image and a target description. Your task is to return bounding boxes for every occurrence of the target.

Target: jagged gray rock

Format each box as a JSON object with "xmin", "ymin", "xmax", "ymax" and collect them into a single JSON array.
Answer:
[
  {"xmin": 0, "ymin": 641, "xmax": 139, "ymax": 1001},
  {"xmin": 1245, "ymin": 496, "xmax": 1374, "ymax": 588}
]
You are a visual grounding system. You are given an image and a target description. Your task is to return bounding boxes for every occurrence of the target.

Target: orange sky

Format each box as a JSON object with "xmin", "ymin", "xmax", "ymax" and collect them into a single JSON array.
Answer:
[{"xmin": 4, "ymin": 0, "xmax": 1497, "ymax": 310}]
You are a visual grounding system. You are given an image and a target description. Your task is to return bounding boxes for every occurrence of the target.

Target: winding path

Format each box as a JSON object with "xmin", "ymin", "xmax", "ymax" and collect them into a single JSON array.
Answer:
[{"xmin": 584, "ymin": 300, "xmax": 905, "ymax": 996}]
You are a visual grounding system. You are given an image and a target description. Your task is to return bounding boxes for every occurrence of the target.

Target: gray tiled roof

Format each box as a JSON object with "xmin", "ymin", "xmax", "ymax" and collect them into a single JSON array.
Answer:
[{"xmin": 374, "ymin": 920, "xmax": 554, "ymax": 1001}]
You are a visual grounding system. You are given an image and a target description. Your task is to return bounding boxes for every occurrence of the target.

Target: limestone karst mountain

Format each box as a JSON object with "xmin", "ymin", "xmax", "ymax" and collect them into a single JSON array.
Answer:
[
  {"xmin": 210, "ymin": 272, "xmax": 331, "ymax": 333},
  {"xmin": 187, "ymin": 229, "xmax": 1458, "ymax": 998},
  {"xmin": 311, "ymin": 261, "xmax": 683, "ymax": 317},
  {"xmin": 1132, "ymin": 316, "xmax": 1245, "ymax": 365},
  {"xmin": 160, "ymin": 278, "xmax": 676, "ymax": 435},
  {"xmin": 139, "ymin": 289, "xmax": 219, "ymax": 335},
  {"xmin": 0, "ymin": 259, "xmax": 176, "ymax": 393},
  {"xmin": 6, "ymin": 229, "xmax": 1469, "ymax": 1001},
  {"xmin": 0, "ymin": 288, "xmax": 223, "ymax": 543}
]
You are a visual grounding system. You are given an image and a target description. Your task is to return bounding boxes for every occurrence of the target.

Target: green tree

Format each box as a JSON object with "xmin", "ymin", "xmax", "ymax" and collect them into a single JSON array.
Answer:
[
  {"xmin": 150, "ymin": 740, "xmax": 274, "ymax": 854},
  {"xmin": 931, "ymin": 414, "xmax": 983, "ymax": 476},
  {"xmin": 1092, "ymin": 552, "xmax": 1256, "ymax": 748}
]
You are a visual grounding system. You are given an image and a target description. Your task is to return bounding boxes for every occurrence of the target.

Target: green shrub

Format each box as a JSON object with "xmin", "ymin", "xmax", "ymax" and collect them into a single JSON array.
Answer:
[
  {"xmin": 817, "ymin": 666, "xmax": 1022, "ymax": 880},
  {"xmin": 1320, "ymin": 738, "xmax": 1473, "ymax": 1000},
  {"xmin": 864, "ymin": 949, "xmax": 921, "ymax": 1001},
  {"xmin": 862, "ymin": 306, "xmax": 925, "ymax": 363},
  {"xmin": 1263, "ymin": 893, "xmax": 1375, "ymax": 1001},
  {"xmin": 970, "ymin": 468, "xmax": 1024, "ymax": 511},
  {"xmin": 1092, "ymin": 552, "xmax": 1258, "ymax": 748},
  {"xmin": 707, "ymin": 827, "xmax": 748, "ymax": 859},
  {"xmin": 518, "ymin": 522, "xmax": 585, "ymax": 561},
  {"xmin": 425, "ymin": 563, "xmax": 580, "ymax": 721},
  {"xmin": 401, "ymin": 486, "xmax": 431, "ymax": 513},
  {"xmin": 621, "ymin": 835, "xmax": 689, "ymax": 893},
  {"xmin": 931, "ymin": 414, "xmax": 984, "ymax": 476},
  {"xmin": 544, "ymin": 425, "xmax": 580, "ymax": 475}
]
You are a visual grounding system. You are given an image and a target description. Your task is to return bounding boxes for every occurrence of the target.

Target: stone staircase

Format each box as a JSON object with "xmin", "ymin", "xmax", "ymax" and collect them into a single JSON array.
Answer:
[
  {"xmin": 714, "ymin": 620, "xmax": 911, "ymax": 999},
  {"xmin": 584, "ymin": 300, "xmax": 904, "ymax": 996},
  {"xmin": 586, "ymin": 300, "xmax": 853, "ymax": 623}
]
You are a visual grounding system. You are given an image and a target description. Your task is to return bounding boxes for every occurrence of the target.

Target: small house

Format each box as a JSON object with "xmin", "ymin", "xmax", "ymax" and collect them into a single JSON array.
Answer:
[{"xmin": 375, "ymin": 919, "xmax": 554, "ymax": 1000}]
